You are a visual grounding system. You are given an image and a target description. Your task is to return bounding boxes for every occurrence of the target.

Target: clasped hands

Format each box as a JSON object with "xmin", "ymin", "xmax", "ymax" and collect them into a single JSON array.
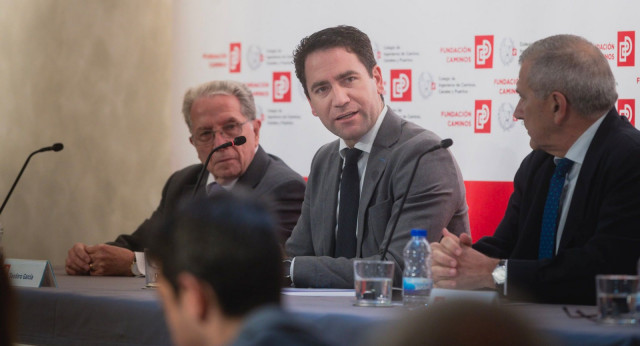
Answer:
[
  {"xmin": 65, "ymin": 243, "xmax": 134, "ymax": 276},
  {"xmin": 431, "ymin": 228, "xmax": 499, "ymax": 290}
]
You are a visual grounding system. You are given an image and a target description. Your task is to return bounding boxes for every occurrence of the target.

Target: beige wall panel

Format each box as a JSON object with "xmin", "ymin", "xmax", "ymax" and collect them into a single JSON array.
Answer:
[{"xmin": 0, "ymin": 0, "xmax": 173, "ymax": 266}]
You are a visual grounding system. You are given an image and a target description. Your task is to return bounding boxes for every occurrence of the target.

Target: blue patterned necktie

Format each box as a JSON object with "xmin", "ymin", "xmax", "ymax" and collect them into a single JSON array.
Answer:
[
  {"xmin": 538, "ymin": 158, "xmax": 574, "ymax": 259},
  {"xmin": 335, "ymin": 148, "xmax": 362, "ymax": 258}
]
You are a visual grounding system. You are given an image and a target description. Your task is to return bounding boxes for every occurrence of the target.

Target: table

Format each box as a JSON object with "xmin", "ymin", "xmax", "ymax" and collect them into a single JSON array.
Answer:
[
  {"xmin": 15, "ymin": 269, "xmax": 383, "ymax": 346},
  {"xmin": 507, "ymin": 303, "xmax": 640, "ymax": 346},
  {"xmin": 15, "ymin": 269, "xmax": 640, "ymax": 346},
  {"xmin": 16, "ymin": 272, "xmax": 170, "ymax": 345}
]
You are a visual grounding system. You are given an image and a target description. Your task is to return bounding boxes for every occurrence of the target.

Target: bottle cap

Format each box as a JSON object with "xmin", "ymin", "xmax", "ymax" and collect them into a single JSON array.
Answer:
[{"xmin": 410, "ymin": 229, "xmax": 427, "ymax": 237}]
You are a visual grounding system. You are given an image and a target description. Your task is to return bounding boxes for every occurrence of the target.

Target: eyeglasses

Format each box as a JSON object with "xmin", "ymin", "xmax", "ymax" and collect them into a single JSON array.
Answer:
[
  {"xmin": 191, "ymin": 121, "xmax": 249, "ymax": 147},
  {"xmin": 562, "ymin": 306, "xmax": 597, "ymax": 322}
]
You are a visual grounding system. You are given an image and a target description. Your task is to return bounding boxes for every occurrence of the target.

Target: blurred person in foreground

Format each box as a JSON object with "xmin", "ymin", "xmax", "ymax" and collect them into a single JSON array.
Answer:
[
  {"xmin": 66, "ymin": 80, "xmax": 305, "ymax": 276},
  {"xmin": 373, "ymin": 299, "xmax": 554, "ymax": 346},
  {"xmin": 149, "ymin": 191, "xmax": 329, "ymax": 346},
  {"xmin": 1, "ymin": 256, "xmax": 16, "ymax": 346},
  {"xmin": 432, "ymin": 34, "xmax": 640, "ymax": 304}
]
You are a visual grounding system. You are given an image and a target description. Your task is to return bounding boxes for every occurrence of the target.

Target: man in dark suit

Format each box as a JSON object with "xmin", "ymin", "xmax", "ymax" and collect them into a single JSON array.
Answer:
[
  {"xmin": 432, "ymin": 34, "xmax": 640, "ymax": 304},
  {"xmin": 65, "ymin": 80, "xmax": 305, "ymax": 276},
  {"xmin": 285, "ymin": 26, "xmax": 470, "ymax": 288},
  {"xmin": 150, "ymin": 192, "xmax": 329, "ymax": 346}
]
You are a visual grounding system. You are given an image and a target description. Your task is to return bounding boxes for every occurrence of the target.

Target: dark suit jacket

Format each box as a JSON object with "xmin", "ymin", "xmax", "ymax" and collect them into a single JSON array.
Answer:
[
  {"xmin": 109, "ymin": 146, "xmax": 305, "ymax": 249},
  {"xmin": 286, "ymin": 109, "xmax": 470, "ymax": 288},
  {"xmin": 474, "ymin": 109, "xmax": 640, "ymax": 304}
]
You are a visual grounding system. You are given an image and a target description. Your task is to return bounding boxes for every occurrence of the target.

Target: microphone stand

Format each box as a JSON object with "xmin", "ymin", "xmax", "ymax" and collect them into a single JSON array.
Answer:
[
  {"xmin": 380, "ymin": 139, "xmax": 453, "ymax": 260},
  {"xmin": 0, "ymin": 143, "xmax": 64, "ymax": 216},
  {"xmin": 192, "ymin": 136, "xmax": 246, "ymax": 197}
]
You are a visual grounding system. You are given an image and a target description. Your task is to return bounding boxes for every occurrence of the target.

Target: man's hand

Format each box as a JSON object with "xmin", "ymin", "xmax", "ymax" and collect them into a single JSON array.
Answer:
[
  {"xmin": 65, "ymin": 242, "xmax": 92, "ymax": 275},
  {"xmin": 84, "ymin": 244, "xmax": 135, "ymax": 276},
  {"xmin": 431, "ymin": 228, "xmax": 498, "ymax": 290}
]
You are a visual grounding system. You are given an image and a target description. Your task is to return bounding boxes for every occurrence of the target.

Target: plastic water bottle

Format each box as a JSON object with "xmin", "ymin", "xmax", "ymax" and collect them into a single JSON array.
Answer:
[{"xmin": 403, "ymin": 229, "xmax": 432, "ymax": 309}]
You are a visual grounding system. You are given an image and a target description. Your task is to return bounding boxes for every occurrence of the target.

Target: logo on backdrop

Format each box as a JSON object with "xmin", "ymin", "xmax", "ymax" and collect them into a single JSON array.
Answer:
[
  {"xmin": 618, "ymin": 31, "xmax": 635, "ymax": 67},
  {"xmin": 475, "ymin": 35, "xmax": 494, "ymax": 69},
  {"xmin": 497, "ymin": 102, "xmax": 516, "ymax": 131},
  {"xmin": 272, "ymin": 72, "xmax": 291, "ymax": 102},
  {"xmin": 418, "ymin": 71, "xmax": 435, "ymax": 99},
  {"xmin": 618, "ymin": 99, "xmax": 635, "ymax": 126},
  {"xmin": 229, "ymin": 43, "xmax": 241, "ymax": 73},
  {"xmin": 247, "ymin": 45, "xmax": 263, "ymax": 70},
  {"xmin": 499, "ymin": 37, "xmax": 517, "ymax": 66},
  {"xmin": 390, "ymin": 69, "xmax": 412, "ymax": 102},
  {"xmin": 475, "ymin": 100, "xmax": 492, "ymax": 133}
]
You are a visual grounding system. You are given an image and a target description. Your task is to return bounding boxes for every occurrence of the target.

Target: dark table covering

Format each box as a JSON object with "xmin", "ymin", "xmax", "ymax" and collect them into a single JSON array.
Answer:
[{"xmin": 15, "ymin": 268, "xmax": 640, "ymax": 346}]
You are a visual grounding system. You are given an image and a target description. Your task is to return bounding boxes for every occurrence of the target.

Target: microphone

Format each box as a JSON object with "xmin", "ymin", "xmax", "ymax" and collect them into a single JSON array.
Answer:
[
  {"xmin": 35, "ymin": 143, "xmax": 64, "ymax": 153},
  {"xmin": 192, "ymin": 136, "xmax": 247, "ymax": 197},
  {"xmin": 0, "ymin": 143, "xmax": 65, "ymax": 216},
  {"xmin": 380, "ymin": 138, "xmax": 453, "ymax": 261}
]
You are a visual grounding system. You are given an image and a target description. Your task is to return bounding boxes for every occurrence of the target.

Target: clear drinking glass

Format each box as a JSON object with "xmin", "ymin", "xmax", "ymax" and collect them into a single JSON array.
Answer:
[
  {"xmin": 596, "ymin": 274, "xmax": 639, "ymax": 325},
  {"xmin": 353, "ymin": 260, "xmax": 394, "ymax": 307}
]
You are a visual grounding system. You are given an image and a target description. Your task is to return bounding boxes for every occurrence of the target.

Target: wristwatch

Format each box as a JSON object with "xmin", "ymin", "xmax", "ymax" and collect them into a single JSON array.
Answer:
[{"xmin": 492, "ymin": 259, "xmax": 507, "ymax": 293}]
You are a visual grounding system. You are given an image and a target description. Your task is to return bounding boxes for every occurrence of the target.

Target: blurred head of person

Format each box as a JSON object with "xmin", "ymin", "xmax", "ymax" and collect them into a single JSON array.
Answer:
[
  {"xmin": 0, "ymin": 256, "xmax": 16, "ymax": 346},
  {"xmin": 149, "ymin": 190, "xmax": 282, "ymax": 346},
  {"xmin": 374, "ymin": 299, "xmax": 555, "ymax": 346}
]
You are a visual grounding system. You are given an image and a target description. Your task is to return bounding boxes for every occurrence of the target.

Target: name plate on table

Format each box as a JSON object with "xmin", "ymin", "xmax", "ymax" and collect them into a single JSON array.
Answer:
[
  {"xmin": 4, "ymin": 258, "xmax": 57, "ymax": 287},
  {"xmin": 429, "ymin": 288, "xmax": 498, "ymax": 304}
]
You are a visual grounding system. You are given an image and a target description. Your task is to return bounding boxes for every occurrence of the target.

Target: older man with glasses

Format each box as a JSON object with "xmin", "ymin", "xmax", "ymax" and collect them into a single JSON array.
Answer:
[{"xmin": 65, "ymin": 80, "xmax": 306, "ymax": 276}]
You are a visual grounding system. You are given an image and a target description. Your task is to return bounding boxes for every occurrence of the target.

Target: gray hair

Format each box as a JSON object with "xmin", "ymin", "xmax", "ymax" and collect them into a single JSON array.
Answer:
[
  {"xmin": 519, "ymin": 34, "xmax": 617, "ymax": 117},
  {"xmin": 182, "ymin": 80, "xmax": 256, "ymax": 131}
]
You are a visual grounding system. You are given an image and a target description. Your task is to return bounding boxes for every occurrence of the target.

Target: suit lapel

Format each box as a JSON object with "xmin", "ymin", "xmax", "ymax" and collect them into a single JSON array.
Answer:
[
  {"xmin": 236, "ymin": 145, "xmax": 269, "ymax": 189},
  {"xmin": 356, "ymin": 109, "xmax": 403, "ymax": 256},
  {"xmin": 321, "ymin": 145, "xmax": 342, "ymax": 255},
  {"xmin": 183, "ymin": 165, "xmax": 207, "ymax": 199}
]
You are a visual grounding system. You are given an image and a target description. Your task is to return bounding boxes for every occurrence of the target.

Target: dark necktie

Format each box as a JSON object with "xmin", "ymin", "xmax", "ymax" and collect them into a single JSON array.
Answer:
[
  {"xmin": 538, "ymin": 158, "xmax": 574, "ymax": 259},
  {"xmin": 335, "ymin": 148, "xmax": 362, "ymax": 258}
]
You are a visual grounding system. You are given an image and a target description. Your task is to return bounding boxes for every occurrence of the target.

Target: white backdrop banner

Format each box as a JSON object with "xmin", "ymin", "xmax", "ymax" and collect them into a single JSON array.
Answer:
[{"xmin": 171, "ymin": 0, "xmax": 639, "ymax": 238}]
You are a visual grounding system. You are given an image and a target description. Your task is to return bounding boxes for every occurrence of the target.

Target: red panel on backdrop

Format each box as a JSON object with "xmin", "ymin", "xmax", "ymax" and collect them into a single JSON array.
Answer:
[{"xmin": 464, "ymin": 181, "xmax": 513, "ymax": 242}]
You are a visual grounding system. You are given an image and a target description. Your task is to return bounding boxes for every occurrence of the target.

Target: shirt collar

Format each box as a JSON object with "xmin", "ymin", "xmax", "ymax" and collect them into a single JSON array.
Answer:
[
  {"xmin": 205, "ymin": 173, "xmax": 237, "ymax": 190},
  {"xmin": 557, "ymin": 112, "xmax": 607, "ymax": 165},
  {"xmin": 339, "ymin": 105, "xmax": 388, "ymax": 157}
]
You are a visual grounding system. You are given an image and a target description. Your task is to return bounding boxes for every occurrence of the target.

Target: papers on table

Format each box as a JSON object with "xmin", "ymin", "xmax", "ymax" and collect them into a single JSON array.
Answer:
[{"xmin": 282, "ymin": 288, "xmax": 355, "ymax": 297}]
